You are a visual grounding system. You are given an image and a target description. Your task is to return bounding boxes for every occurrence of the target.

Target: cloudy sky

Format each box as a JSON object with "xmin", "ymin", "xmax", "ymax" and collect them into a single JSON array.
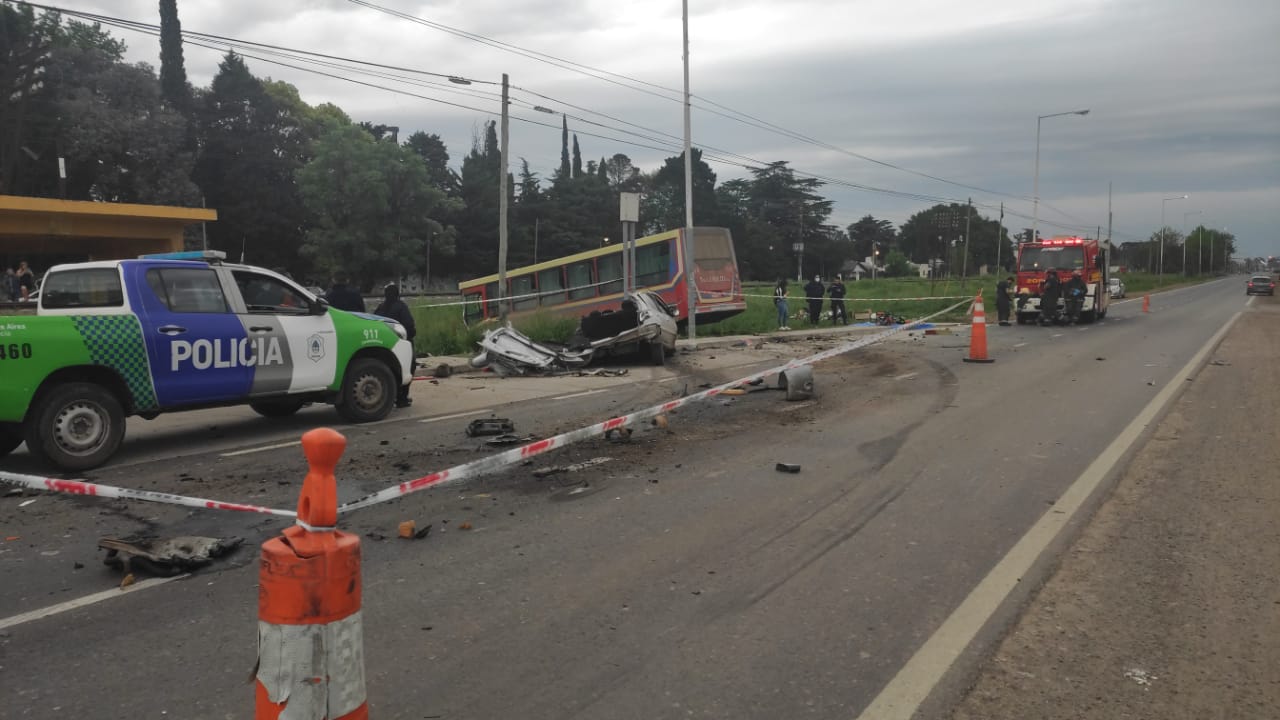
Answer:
[{"xmin": 54, "ymin": 0, "xmax": 1280, "ymax": 258}]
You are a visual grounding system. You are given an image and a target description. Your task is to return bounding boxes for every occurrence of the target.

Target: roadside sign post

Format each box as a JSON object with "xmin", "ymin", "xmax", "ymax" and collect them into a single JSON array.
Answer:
[{"xmin": 620, "ymin": 193, "xmax": 640, "ymax": 295}]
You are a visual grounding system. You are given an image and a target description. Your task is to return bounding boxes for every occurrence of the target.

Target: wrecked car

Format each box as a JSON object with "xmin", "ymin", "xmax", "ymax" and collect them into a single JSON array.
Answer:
[{"xmin": 471, "ymin": 291, "xmax": 678, "ymax": 375}]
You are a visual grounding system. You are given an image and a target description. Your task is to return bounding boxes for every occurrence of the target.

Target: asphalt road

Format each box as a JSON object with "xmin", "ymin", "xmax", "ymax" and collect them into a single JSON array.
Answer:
[{"xmin": 0, "ymin": 278, "xmax": 1252, "ymax": 719}]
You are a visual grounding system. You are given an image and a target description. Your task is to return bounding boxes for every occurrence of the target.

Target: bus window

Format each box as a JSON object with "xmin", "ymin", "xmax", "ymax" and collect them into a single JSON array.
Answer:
[
  {"xmin": 636, "ymin": 241, "xmax": 671, "ymax": 286},
  {"xmin": 464, "ymin": 290, "xmax": 485, "ymax": 323},
  {"xmin": 567, "ymin": 261, "xmax": 595, "ymax": 300},
  {"xmin": 511, "ymin": 274, "xmax": 537, "ymax": 311},
  {"xmin": 693, "ymin": 228, "xmax": 733, "ymax": 267},
  {"xmin": 538, "ymin": 267, "xmax": 566, "ymax": 306},
  {"xmin": 484, "ymin": 282, "xmax": 498, "ymax": 317},
  {"xmin": 598, "ymin": 252, "xmax": 623, "ymax": 295}
]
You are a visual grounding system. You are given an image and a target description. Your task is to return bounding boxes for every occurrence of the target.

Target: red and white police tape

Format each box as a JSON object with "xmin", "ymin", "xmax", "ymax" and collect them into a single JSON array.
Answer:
[
  {"xmin": 0, "ymin": 473, "xmax": 297, "ymax": 517},
  {"xmin": 0, "ymin": 299, "xmax": 967, "ymax": 518}
]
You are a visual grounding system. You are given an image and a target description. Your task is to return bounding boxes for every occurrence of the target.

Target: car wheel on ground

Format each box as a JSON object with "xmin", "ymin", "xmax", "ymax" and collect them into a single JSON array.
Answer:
[
  {"xmin": 24, "ymin": 382, "xmax": 126, "ymax": 471},
  {"xmin": 336, "ymin": 357, "xmax": 398, "ymax": 423}
]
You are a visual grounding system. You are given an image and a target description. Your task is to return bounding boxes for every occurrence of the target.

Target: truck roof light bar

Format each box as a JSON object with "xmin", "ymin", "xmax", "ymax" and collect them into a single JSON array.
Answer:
[{"xmin": 137, "ymin": 250, "xmax": 227, "ymax": 262}]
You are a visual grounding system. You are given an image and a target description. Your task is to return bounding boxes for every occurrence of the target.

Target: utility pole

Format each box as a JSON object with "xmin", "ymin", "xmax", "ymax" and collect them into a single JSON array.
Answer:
[
  {"xmin": 960, "ymin": 198, "xmax": 972, "ymax": 285},
  {"xmin": 498, "ymin": 73, "xmax": 510, "ymax": 322},
  {"xmin": 795, "ymin": 202, "xmax": 805, "ymax": 282},
  {"xmin": 681, "ymin": 0, "xmax": 696, "ymax": 346}
]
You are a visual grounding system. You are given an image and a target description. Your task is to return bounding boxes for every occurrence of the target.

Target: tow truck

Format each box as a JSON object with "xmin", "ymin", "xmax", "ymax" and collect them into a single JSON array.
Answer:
[{"xmin": 1014, "ymin": 236, "xmax": 1111, "ymax": 325}]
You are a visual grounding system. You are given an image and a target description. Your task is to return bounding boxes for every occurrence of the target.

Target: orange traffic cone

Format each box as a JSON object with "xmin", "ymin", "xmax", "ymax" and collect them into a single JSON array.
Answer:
[
  {"xmin": 1142, "ymin": 293, "xmax": 1151, "ymax": 313},
  {"xmin": 256, "ymin": 428, "xmax": 368, "ymax": 720},
  {"xmin": 963, "ymin": 290, "xmax": 994, "ymax": 364}
]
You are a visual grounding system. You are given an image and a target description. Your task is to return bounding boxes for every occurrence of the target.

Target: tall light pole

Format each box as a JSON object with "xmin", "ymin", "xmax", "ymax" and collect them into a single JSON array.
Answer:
[
  {"xmin": 1032, "ymin": 108, "xmax": 1090, "ymax": 245},
  {"xmin": 1182, "ymin": 210, "xmax": 1201, "ymax": 276},
  {"xmin": 1159, "ymin": 194, "xmax": 1187, "ymax": 283}
]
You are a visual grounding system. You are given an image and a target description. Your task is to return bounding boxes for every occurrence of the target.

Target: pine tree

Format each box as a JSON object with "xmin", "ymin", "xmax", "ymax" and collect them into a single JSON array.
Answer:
[
  {"xmin": 558, "ymin": 116, "xmax": 570, "ymax": 179},
  {"xmin": 158, "ymin": 0, "xmax": 190, "ymax": 111}
]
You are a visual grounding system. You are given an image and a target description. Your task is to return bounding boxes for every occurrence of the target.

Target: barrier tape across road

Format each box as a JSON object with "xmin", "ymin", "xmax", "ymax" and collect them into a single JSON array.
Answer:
[{"xmin": 0, "ymin": 299, "xmax": 968, "ymax": 518}]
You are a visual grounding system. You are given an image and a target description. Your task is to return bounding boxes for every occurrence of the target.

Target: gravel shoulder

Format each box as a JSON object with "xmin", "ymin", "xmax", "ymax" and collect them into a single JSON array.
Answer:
[{"xmin": 949, "ymin": 303, "xmax": 1280, "ymax": 720}]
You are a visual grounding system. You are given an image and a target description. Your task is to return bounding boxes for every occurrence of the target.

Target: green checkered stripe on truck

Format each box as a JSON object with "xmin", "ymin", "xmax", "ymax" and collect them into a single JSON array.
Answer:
[{"xmin": 72, "ymin": 315, "xmax": 158, "ymax": 411}]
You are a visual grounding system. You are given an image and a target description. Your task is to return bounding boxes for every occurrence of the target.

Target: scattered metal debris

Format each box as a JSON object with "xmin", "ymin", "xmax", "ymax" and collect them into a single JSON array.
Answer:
[
  {"xmin": 775, "ymin": 463, "xmax": 802, "ymax": 473},
  {"xmin": 778, "ymin": 365, "xmax": 815, "ymax": 401},
  {"xmin": 99, "ymin": 535, "xmax": 243, "ymax": 577},
  {"xmin": 466, "ymin": 417, "xmax": 516, "ymax": 437},
  {"xmin": 604, "ymin": 427, "xmax": 634, "ymax": 443},
  {"xmin": 433, "ymin": 363, "xmax": 453, "ymax": 378},
  {"xmin": 532, "ymin": 456, "xmax": 614, "ymax": 478},
  {"xmin": 576, "ymin": 368, "xmax": 629, "ymax": 377},
  {"xmin": 486, "ymin": 434, "xmax": 536, "ymax": 446}
]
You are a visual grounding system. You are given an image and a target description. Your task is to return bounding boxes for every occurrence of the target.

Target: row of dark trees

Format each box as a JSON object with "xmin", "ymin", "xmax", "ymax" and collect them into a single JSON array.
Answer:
[{"xmin": 1, "ymin": 3, "xmax": 1234, "ymax": 289}]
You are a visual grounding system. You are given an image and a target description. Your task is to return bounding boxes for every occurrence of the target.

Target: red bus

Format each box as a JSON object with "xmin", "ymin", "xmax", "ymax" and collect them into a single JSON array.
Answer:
[{"xmin": 457, "ymin": 226, "xmax": 746, "ymax": 326}]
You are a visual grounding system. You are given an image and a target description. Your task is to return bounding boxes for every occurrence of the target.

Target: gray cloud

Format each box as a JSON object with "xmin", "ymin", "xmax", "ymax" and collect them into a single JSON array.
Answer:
[{"xmin": 51, "ymin": 0, "xmax": 1280, "ymax": 255}]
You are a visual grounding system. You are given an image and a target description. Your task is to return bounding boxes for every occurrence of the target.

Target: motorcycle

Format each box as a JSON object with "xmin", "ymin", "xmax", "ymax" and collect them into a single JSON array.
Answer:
[{"xmin": 874, "ymin": 310, "xmax": 907, "ymax": 326}]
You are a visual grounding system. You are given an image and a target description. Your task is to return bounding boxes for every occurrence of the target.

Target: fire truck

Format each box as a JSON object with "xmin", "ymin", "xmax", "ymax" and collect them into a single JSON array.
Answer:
[{"xmin": 1014, "ymin": 236, "xmax": 1110, "ymax": 324}]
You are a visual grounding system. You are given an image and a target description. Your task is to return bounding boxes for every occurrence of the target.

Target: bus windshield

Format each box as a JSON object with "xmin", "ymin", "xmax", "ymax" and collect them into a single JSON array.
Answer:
[{"xmin": 1019, "ymin": 246, "xmax": 1084, "ymax": 273}]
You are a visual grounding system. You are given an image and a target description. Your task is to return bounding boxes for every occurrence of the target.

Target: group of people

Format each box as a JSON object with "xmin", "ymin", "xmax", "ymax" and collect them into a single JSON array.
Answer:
[
  {"xmin": 3, "ymin": 261, "xmax": 37, "ymax": 302},
  {"xmin": 993, "ymin": 268, "xmax": 1086, "ymax": 326},
  {"xmin": 772, "ymin": 274, "xmax": 848, "ymax": 330},
  {"xmin": 327, "ymin": 273, "xmax": 417, "ymax": 408}
]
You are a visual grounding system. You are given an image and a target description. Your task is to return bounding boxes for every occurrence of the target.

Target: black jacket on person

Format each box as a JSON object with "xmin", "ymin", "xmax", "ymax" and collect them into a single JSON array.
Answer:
[
  {"xmin": 326, "ymin": 283, "xmax": 365, "ymax": 313},
  {"xmin": 804, "ymin": 280, "xmax": 825, "ymax": 303},
  {"xmin": 1063, "ymin": 276, "xmax": 1087, "ymax": 299},
  {"xmin": 828, "ymin": 280, "xmax": 846, "ymax": 301},
  {"xmin": 995, "ymin": 279, "xmax": 1013, "ymax": 308},
  {"xmin": 374, "ymin": 290, "xmax": 416, "ymax": 340}
]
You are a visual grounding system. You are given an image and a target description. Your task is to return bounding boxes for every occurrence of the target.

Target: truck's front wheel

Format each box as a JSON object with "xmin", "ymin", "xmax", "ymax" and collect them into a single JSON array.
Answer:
[
  {"xmin": 335, "ymin": 358, "xmax": 397, "ymax": 423},
  {"xmin": 24, "ymin": 383, "xmax": 126, "ymax": 471},
  {"xmin": 0, "ymin": 422, "xmax": 23, "ymax": 457}
]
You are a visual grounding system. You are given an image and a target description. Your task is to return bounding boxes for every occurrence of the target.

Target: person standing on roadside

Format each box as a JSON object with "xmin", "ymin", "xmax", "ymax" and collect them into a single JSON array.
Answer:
[
  {"xmin": 374, "ymin": 283, "xmax": 417, "ymax": 408},
  {"xmin": 773, "ymin": 278, "xmax": 791, "ymax": 331},
  {"xmin": 804, "ymin": 275, "xmax": 825, "ymax": 326},
  {"xmin": 995, "ymin": 275, "xmax": 1014, "ymax": 326},
  {"xmin": 17, "ymin": 261, "xmax": 36, "ymax": 301},
  {"xmin": 828, "ymin": 274, "xmax": 848, "ymax": 325},
  {"xmin": 325, "ymin": 271, "xmax": 365, "ymax": 312}
]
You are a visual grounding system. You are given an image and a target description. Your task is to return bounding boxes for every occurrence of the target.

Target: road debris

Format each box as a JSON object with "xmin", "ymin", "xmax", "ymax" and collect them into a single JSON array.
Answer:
[
  {"xmin": 532, "ymin": 457, "xmax": 614, "ymax": 478},
  {"xmin": 604, "ymin": 427, "xmax": 634, "ymax": 443},
  {"xmin": 433, "ymin": 363, "xmax": 453, "ymax": 378},
  {"xmin": 466, "ymin": 417, "xmax": 516, "ymax": 437},
  {"xmin": 486, "ymin": 434, "xmax": 536, "ymax": 446},
  {"xmin": 778, "ymin": 365, "xmax": 815, "ymax": 401},
  {"xmin": 576, "ymin": 368, "xmax": 629, "ymax": 377},
  {"xmin": 775, "ymin": 463, "xmax": 802, "ymax": 473},
  {"xmin": 398, "ymin": 520, "xmax": 417, "ymax": 539},
  {"xmin": 99, "ymin": 535, "xmax": 243, "ymax": 577},
  {"xmin": 18, "ymin": 498, "xmax": 37, "ymax": 507},
  {"xmin": 1123, "ymin": 667, "xmax": 1157, "ymax": 687}
]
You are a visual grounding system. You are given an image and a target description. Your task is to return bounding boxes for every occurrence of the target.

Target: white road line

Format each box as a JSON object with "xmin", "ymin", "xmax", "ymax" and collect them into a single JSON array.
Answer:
[
  {"xmin": 220, "ymin": 440, "xmax": 300, "ymax": 457},
  {"xmin": 1050, "ymin": 333, "xmax": 1064, "ymax": 338},
  {"xmin": 419, "ymin": 409, "xmax": 493, "ymax": 424},
  {"xmin": 0, "ymin": 575, "xmax": 190, "ymax": 631},
  {"xmin": 854, "ymin": 310, "xmax": 1243, "ymax": 720},
  {"xmin": 1013, "ymin": 342, "xmax": 1028, "ymax": 348},
  {"xmin": 550, "ymin": 388, "xmax": 612, "ymax": 401}
]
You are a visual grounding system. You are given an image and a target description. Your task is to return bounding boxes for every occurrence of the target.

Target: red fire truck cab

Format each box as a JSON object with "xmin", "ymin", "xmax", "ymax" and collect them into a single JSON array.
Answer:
[{"xmin": 1014, "ymin": 236, "xmax": 1111, "ymax": 324}]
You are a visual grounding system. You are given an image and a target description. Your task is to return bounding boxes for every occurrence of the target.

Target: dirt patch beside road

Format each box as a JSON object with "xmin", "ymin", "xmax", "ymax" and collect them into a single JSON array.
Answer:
[{"xmin": 950, "ymin": 308, "xmax": 1280, "ymax": 719}]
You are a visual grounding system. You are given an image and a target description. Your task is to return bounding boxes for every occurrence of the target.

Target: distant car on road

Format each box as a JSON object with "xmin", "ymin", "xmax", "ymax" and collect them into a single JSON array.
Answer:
[
  {"xmin": 1246, "ymin": 274, "xmax": 1274, "ymax": 296},
  {"xmin": 1108, "ymin": 277, "xmax": 1126, "ymax": 299}
]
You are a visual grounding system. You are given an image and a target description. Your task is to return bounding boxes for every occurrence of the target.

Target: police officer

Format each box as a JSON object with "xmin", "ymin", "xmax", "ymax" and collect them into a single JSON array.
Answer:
[
  {"xmin": 374, "ymin": 283, "xmax": 417, "ymax": 408},
  {"xmin": 326, "ymin": 272, "xmax": 365, "ymax": 312},
  {"xmin": 804, "ymin": 275, "xmax": 825, "ymax": 326},
  {"xmin": 828, "ymin": 274, "xmax": 848, "ymax": 325}
]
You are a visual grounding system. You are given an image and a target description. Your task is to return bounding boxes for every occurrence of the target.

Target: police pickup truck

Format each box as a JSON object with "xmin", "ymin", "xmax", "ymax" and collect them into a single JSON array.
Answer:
[{"xmin": 0, "ymin": 252, "xmax": 415, "ymax": 471}]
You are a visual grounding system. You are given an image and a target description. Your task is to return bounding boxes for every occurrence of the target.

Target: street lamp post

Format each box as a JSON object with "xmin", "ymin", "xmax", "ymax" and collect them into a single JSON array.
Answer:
[
  {"xmin": 1182, "ymin": 210, "xmax": 1201, "ymax": 276},
  {"xmin": 1159, "ymin": 195, "xmax": 1187, "ymax": 283},
  {"xmin": 1032, "ymin": 109, "xmax": 1090, "ymax": 245}
]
